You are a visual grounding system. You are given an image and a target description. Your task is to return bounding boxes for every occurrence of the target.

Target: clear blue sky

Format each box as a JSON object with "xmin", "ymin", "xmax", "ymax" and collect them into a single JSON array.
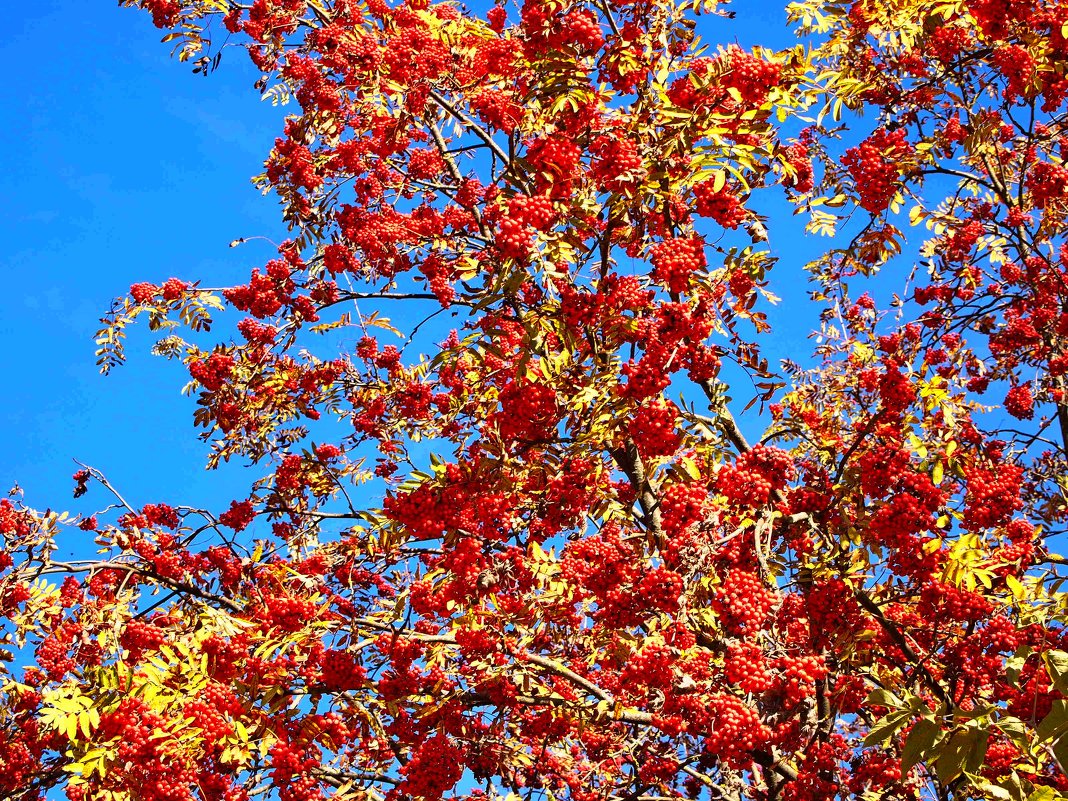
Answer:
[{"xmin": 1, "ymin": 2, "xmax": 816, "ymax": 536}]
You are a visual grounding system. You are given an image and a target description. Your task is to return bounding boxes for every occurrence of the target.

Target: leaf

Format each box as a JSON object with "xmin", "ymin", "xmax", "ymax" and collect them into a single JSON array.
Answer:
[
  {"xmin": 1037, "ymin": 701, "xmax": 1068, "ymax": 743},
  {"xmin": 936, "ymin": 728, "xmax": 977, "ymax": 783},
  {"xmin": 866, "ymin": 688, "xmax": 904, "ymax": 709},
  {"xmin": 864, "ymin": 711, "xmax": 911, "ymax": 746},
  {"xmin": 1046, "ymin": 651, "xmax": 1068, "ymax": 693},
  {"xmin": 1052, "ymin": 735, "xmax": 1068, "ymax": 775},
  {"xmin": 901, "ymin": 717, "xmax": 942, "ymax": 773}
]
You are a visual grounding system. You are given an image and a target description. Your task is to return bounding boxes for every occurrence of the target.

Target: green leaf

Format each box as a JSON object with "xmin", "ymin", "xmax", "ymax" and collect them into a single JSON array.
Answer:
[
  {"xmin": 865, "ymin": 688, "xmax": 903, "ymax": 709},
  {"xmin": 1038, "ymin": 701, "xmax": 1068, "ymax": 743},
  {"xmin": 997, "ymin": 716, "xmax": 1032, "ymax": 752},
  {"xmin": 936, "ymin": 728, "xmax": 979, "ymax": 783},
  {"xmin": 901, "ymin": 717, "xmax": 942, "ymax": 773},
  {"xmin": 1046, "ymin": 651, "xmax": 1068, "ymax": 693},
  {"xmin": 864, "ymin": 711, "xmax": 911, "ymax": 746},
  {"xmin": 1052, "ymin": 736, "xmax": 1068, "ymax": 776}
]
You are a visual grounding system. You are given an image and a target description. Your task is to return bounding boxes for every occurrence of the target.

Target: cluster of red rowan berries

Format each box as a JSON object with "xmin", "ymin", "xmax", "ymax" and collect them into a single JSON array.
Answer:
[
  {"xmin": 188, "ymin": 352, "xmax": 236, "ymax": 393},
  {"xmin": 621, "ymin": 641, "xmax": 675, "ymax": 692},
  {"xmin": 628, "ymin": 398, "xmax": 681, "ymax": 459},
  {"xmin": 721, "ymin": 47, "xmax": 781, "ymax": 105},
  {"xmin": 649, "ymin": 236, "xmax": 708, "ymax": 294},
  {"xmin": 693, "ymin": 181, "xmax": 747, "ymax": 229},
  {"xmin": 218, "ymin": 499, "xmax": 255, "ymax": 532},
  {"xmin": 702, "ymin": 693, "xmax": 771, "ymax": 768},
  {"xmin": 35, "ymin": 636, "xmax": 75, "ymax": 681},
  {"xmin": 715, "ymin": 570, "xmax": 779, "ymax": 635},
  {"xmin": 129, "ymin": 277, "xmax": 188, "ymax": 305},
  {"xmin": 841, "ymin": 128, "xmax": 912, "ymax": 213},
  {"xmin": 319, "ymin": 648, "xmax": 367, "ymax": 691},
  {"xmin": 525, "ymin": 134, "xmax": 582, "ymax": 197},
  {"xmin": 472, "ymin": 88, "xmax": 524, "ymax": 134},
  {"xmin": 223, "ymin": 259, "xmax": 295, "ymax": 319},
  {"xmin": 725, "ymin": 641, "xmax": 772, "ymax": 693},
  {"xmin": 262, "ymin": 595, "xmax": 318, "ymax": 632},
  {"xmin": 269, "ymin": 739, "xmax": 320, "ymax": 785},
  {"xmin": 591, "ymin": 133, "xmax": 645, "ymax": 192},
  {"xmin": 400, "ymin": 734, "xmax": 466, "ymax": 798},
  {"xmin": 1028, "ymin": 161, "xmax": 1068, "ymax": 210},
  {"xmin": 496, "ymin": 216, "xmax": 534, "ymax": 262},
  {"xmin": 716, "ymin": 445, "xmax": 794, "ymax": 507},
  {"xmin": 636, "ymin": 566, "xmax": 685, "ymax": 614},
  {"xmin": 561, "ymin": 9, "xmax": 604, "ymax": 53},
  {"xmin": 660, "ymin": 481, "xmax": 711, "ymax": 539},
  {"xmin": 508, "ymin": 194, "xmax": 556, "ymax": 230},
  {"xmin": 993, "ymin": 44, "xmax": 1036, "ymax": 101},
  {"xmin": 496, "ymin": 379, "xmax": 559, "ymax": 444},
  {"xmin": 1004, "ymin": 383, "xmax": 1035, "ymax": 419},
  {"xmin": 963, "ymin": 463, "xmax": 1024, "ymax": 530},
  {"xmin": 120, "ymin": 619, "xmax": 166, "ymax": 661},
  {"xmin": 775, "ymin": 654, "xmax": 827, "ymax": 707},
  {"xmin": 782, "ymin": 143, "xmax": 815, "ymax": 193}
]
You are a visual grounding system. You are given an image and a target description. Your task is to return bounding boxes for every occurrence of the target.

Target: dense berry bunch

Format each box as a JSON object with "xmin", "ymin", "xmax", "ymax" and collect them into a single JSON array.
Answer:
[
  {"xmin": 400, "ymin": 734, "xmax": 465, "ymax": 798},
  {"xmin": 702, "ymin": 694, "xmax": 771, "ymax": 767},
  {"xmin": 1004, "ymin": 383, "xmax": 1035, "ymax": 419},
  {"xmin": 693, "ymin": 181, "xmax": 746, "ymax": 228},
  {"xmin": 716, "ymin": 445, "xmax": 795, "ymax": 507},
  {"xmin": 628, "ymin": 398, "xmax": 681, "ymax": 459},
  {"xmin": 219, "ymin": 499, "xmax": 256, "ymax": 532},
  {"xmin": 715, "ymin": 570, "xmax": 779, "ymax": 635},
  {"xmin": 660, "ymin": 482, "xmax": 711, "ymax": 537},
  {"xmin": 963, "ymin": 464, "xmax": 1024, "ymax": 530},
  {"xmin": 319, "ymin": 648, "xmax": 367, "ymax": 690},
  {"xmin": 188, "ymin": 352, "xmax": 235, "ymax": 392},
  {"xmin": 120, "ymin": 619, "xmax": 167, "ymax": 661},
  {"xmin": 1028, "ymin": 161, "xmax": 1068, "ymax": 210},
  {"xmin": 841, "ymin": 128, "xmax": 913, "ymax": 213},
  {"xmin": 725, "ymin": 641, "xmax": 772, "ymax": 693},
  {"xmin": 721, "ymin": 47, "xmax": 781, "ymax": 104},
  {"xmin": 649, "ymin": 237, "xmax": 708, "ymax": 293}
]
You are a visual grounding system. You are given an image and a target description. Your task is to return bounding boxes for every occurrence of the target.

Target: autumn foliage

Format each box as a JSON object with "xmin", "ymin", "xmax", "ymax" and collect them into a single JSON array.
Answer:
[{"xmin": 9, "ymin": 0, "xmax": 1068, "ymax": 799}]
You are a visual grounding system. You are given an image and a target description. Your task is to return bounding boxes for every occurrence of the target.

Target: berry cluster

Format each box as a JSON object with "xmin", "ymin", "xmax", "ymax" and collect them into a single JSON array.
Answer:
[
  {"xmin": 649, "ymin": 237, "xmax": 708, "ymax": 294},
  {"xmin": 591, "ymin": 133, "xmax": 645, "ymax": 193},
  {"xmin": 472, "ymin": 88, "xmax": 524, "ymax": 134},
  {"xmin": 774, "ymin": 654, "xmax": 827, "ymax": 707},
  {"xmin": 400, "ymin": 734, "xmax": 465, "ymax": 798},
  {"xmin": 725, "ymin": 641, "xmax": 772, "ymax": 693},
  {"xmin": 702, "ymin": 694, "xmax": 771, "ymax": 768},
  {"xmin": 721, "ymin": 46, "xmax": 781, "ymax": 105},
  {"xmin": 714, "ymin": 570, "xmax": 779, "ymax": 635},
  {"xmin": 262, "ymin": 595, "xmax": 318, "ymax": 632},
  {"xmin": 782, "ymin": 143, "xmax": 815, "ymax": 193},
  {"xmin": 963, "ymin": 463, "xmax": 1024, "ymax": 530},
  {"xmin": 993, "ymin": 44, "xmax": 1036, "ymax": 102},
  {"xmin": 1028, "ymin": 161, "xmax": 1068, "ymax": 210},
  {"xmin": 841, "ymin": 128, "xmax": 913, "ymax": 213},
  {"xmin": 628, "ymin": 398, "xmax": 681, "ymax": 459},
  {"xmin": 222, "ymin": 258, "xmax": 296, "ymax": 319},
  {"xmin": 219, "ymin": 499, "xmax": 256, "ymax": 532},
  {"xmin": 693, "ymin": 181, "xmax": 746, "ymax": 229},
  {"xmin": 1004, "ymin": 383, "xmax": 1035, "ymax": 419},
  {"xmin": 716, "ymin": 445, "xmax": 795, "ymax": 507},
  {"xmin": 319, "ymin": 648, "xmax": 367, "ymax": 691},
  {"xmin": 188, "ymin": 352, "xmax": 236, "ymax": 392},
  {"xmin": 120, "ymin": 619, "xmax": 167, "ymax": 662}
]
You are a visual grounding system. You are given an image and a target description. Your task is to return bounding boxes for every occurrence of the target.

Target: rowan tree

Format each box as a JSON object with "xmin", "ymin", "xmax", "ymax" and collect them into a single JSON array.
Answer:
[{"xmin": 6, "ymin": 0, "xmax": 1068, "ymax": 800}]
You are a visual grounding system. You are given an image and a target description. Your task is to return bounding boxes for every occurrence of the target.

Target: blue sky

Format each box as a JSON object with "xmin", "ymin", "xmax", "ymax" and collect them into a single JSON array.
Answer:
[
  {"xmin": 2, "ymin": 3, "xmax": 286, "ymax": 526},
  {"xmin": 2, "ymin": 1, "xmax": 818, "ymax": 537}
]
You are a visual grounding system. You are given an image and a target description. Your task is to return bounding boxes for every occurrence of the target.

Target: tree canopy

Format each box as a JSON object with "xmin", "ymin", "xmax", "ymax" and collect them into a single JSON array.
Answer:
[{"xmin": 6, "ymin": 0, "xmax": 1068, "ymax": 799}]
